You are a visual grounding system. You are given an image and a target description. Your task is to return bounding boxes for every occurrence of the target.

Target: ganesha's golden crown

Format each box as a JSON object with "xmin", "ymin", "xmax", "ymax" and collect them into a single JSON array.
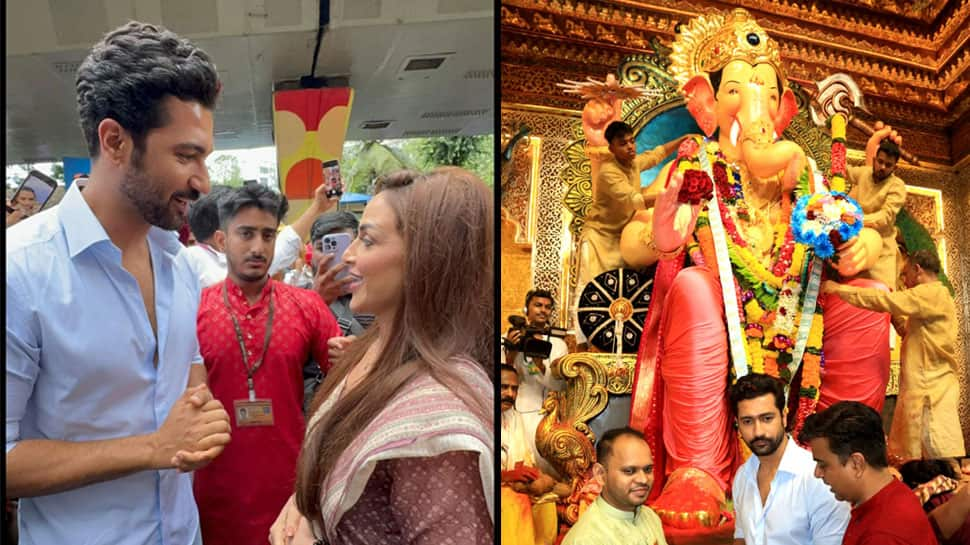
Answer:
[{"xmin": 669, "ymin": 8, "xmax": 785, "ymax": 89}]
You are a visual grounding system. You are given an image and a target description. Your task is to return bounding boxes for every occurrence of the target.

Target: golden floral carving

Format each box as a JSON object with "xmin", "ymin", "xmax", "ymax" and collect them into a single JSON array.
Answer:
[
  {"xmin": 502, "ymin": 5, "xmax": 529, "ymax": 28},
  {"xmin": 533, "ymin": 12, "xmax": 558, "ymax": 33},
  {"xmin": 565, "ymin": 19, "xmax": 591, "ymax": 39},
  {"xmin": 625, "ymin": 29, "xmax": 648, "ymax": 49},
  {"xmin": 535, "ymin": 353, "xmax": 638, "ymax": 480},
  {"xmin": 535, "ymin": 354, "xmax": 610, "ymax": 480},
  {"xmin": 501, "ymin": 0, "xmax": 970, "ymax": 124},
  {"xmin": 594, "ymin": 24, "xmax": 617, "ymax": 44},
  {"xmin": 501, "ymin": 106, "xmax": 578, "ymax": 318}
]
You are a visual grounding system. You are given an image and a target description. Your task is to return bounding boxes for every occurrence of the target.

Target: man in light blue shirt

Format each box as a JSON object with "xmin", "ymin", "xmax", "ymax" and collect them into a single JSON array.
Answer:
[
  {"xmin": 729, "ymin": 374, "xmax": 850, "ymax": 545},
  {"xmin": 6, "ymin": 21, "xmax": 231, "ymax": 545}
]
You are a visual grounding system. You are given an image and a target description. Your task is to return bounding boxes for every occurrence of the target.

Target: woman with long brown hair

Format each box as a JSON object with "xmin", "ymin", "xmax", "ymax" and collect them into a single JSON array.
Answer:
[{"xmin": 269, "ymin": 168, "xmax": 494, "ymax": 545}]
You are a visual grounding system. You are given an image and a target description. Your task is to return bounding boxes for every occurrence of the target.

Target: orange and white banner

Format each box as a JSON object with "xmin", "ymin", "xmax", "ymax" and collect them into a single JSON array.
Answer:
[{"xmin": 272, "ymin": 88, "xmax": 354, "ymax": 200}]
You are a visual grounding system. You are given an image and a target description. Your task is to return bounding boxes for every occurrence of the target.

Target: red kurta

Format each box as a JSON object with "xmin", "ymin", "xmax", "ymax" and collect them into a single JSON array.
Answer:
[
  {"xmin": 843, "ymin": 478, "xmax": 938, "ymax": 545},
  {"xmin": 194, "ymin": 278, "xmax": 339, "ymax": 545}
]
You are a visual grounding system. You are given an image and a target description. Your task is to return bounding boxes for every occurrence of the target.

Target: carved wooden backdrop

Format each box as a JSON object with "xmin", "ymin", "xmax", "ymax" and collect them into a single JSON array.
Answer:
[{"xmin": 502, "ymin": 0, "xmax": 970, "ymax": 167}]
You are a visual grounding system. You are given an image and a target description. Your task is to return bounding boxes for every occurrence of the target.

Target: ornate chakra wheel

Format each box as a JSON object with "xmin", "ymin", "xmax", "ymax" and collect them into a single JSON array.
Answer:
[{"xmin": 577, "ymin": 267, "xmax": 655, "ymax": 353}]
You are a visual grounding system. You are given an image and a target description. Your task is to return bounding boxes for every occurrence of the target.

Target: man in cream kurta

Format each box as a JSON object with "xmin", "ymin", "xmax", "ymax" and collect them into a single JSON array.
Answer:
[
  {"xmin": 574, "ymin": 121, "xmax": 685, "ymax": 344},
  {"xmin": 502, "ymin": 366, "xmax": 536, "ymax": 472},
  {"xmin": 823, "ymin": 249, "xmax": 965, "ymax": 460},
  {"xmin": 579, "ymin": 123, "xmax": 684, "ymax": 284},
  {"xmin": 562, "ymin": 428, "xmax": 668, "ymax": 545},
  {"xmin": 847, "ymin": 139, "xmax": 907, "ymax": 288},
  {"xmin": 562, "ymin": 495, "xmax": 667, "ymax": 545}
]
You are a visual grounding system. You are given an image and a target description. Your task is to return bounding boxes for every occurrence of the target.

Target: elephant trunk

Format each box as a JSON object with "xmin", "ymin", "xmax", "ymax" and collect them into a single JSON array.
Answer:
[
  {"xmin": 732, "ymin": 80, "xmax": 805, "ymax": 182},
  {"xmin": 740, "ymin": 134, "xmax": 805, "ymax": 182}
]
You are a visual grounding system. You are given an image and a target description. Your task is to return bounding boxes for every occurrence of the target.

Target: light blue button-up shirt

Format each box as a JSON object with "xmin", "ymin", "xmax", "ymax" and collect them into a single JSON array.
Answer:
[
  {"xmin": 732, "ymin": 435, "xmax": 851, "ymax": 545},
  {"xmin": 6, "ymin": 183, "xmax": 204, "ymax": 545}
]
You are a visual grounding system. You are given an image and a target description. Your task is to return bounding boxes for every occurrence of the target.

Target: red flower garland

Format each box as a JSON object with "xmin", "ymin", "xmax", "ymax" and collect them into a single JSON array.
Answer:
[
  {"xmin": 791, "ymin": 396, "xmax": 819, "ymax": 446},
  {"xmin": 679, "ymin": 170, "xmax": 714, "ymax": 204},
  {"xmin": 712, "ymin": 163, "xmax": 734, "ymax": 200},
  {"xmin": 830, "ymin": 141, "xmax": 846, "ymax": 177},
  {"xmin": 770, "ymin": 229, "xmax": 796, "ymax": 277}
]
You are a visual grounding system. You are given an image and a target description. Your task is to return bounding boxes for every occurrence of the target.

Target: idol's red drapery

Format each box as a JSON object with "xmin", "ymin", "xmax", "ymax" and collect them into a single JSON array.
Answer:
[
  {"xmin": 630, "ymin": 263, "xmax": 740, "ymax": 499},
  {"xmin": 818, "ymin": 277, "xmax": 891, "ymax": 414}
]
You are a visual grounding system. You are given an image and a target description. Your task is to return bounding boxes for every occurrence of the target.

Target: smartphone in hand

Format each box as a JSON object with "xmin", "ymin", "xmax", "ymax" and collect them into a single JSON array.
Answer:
[
  {"xmin": 322, "ymin": 160, "xmax": 342, "ymax": 199},
  {"xmin": 10, "ymin": 170, "xmax": 58, "ymax": 216},
  {"xmin": 321, "ymin": 232, "xmax": 353, "ymax": 280}
]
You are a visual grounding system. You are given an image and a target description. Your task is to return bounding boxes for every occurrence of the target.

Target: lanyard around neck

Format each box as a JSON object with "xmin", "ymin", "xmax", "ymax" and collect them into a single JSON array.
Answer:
[{"xmin": 222, "ymin": 282, "xmax": 275, "ymax": 400}]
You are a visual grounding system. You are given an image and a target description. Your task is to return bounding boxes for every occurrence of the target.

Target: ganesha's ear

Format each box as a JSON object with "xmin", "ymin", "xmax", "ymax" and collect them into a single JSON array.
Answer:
[
  {"xmin": 683, "ymin": 75, "xmax": 717, "ymax": 137},
  {"xmin": 773, "ymin": 88, "xmax": 799, "ymax": 137}
]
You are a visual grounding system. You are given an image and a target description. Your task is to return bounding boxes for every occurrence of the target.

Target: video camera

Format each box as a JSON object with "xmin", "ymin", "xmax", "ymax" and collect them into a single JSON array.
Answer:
[{"xmin": 502, "ymin": 315, "xmax": 567, "ymax": 359}]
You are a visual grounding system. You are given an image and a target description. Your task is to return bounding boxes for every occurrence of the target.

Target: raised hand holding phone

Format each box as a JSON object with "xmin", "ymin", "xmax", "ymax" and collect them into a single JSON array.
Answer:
[
  {"xmin": 10, "ymin": 170, "xmax": 58, "ymax": 217},
  {"xmin": 313, "ymin": 234, "xmax": 354, "ymax": 304},
  {"xmin": 7, "ymin": 202, "xmax": 28, "ymax": 227},
  {"xmin": 322, "ymin": 160, "xmax": 343, "ymax": 199}
]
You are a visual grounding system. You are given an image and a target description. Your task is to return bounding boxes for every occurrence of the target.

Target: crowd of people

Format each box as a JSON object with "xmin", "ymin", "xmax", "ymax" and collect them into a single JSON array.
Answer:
[
  {"xmin": 5, "ymin": 9, "xmax": 970, "ymax": 545},
  {"xmin": 501, "ymin": 358, "xmax": 970, "ymax": 544},
  {"xmin": 499, "ymin": 17, "xmax": 968, "ymax": 544},
  {"xmin": 5, "ymin": 21, "xmax": 494, "ymax": 545}
]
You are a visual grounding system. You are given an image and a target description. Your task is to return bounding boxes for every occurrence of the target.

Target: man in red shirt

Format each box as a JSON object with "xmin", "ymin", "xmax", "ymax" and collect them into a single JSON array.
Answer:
[
  {"xmin": 799, "ymin": 401, "xmax": 938, "ymax": 545},
  {"xmin": 192, "ymin": 183, "xmax": 340, "ymax": 545}
]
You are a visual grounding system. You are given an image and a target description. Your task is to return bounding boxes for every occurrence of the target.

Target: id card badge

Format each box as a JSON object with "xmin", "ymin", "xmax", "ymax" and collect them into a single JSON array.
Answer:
[{"xmin": 234, "ymin": 398, "xmax": 275, "ymax": 427}]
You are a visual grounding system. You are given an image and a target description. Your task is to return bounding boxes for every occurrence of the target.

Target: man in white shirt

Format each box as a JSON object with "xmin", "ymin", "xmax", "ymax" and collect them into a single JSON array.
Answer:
[
  {"xmin": 178, "ymin": 181, "xmax": 337, "ymax": 288},
  {"xmin": 502, "ymin": 364, "xmax": 536, "ymax": 472},
  {"xmin": 503, "ymin": 289, "xmax": 568, "ymax": 477},
  {"xmin": 179, "ymin": 186, "xmax": 232, "ymax": 287},
  {"xmin": 729, "ymin": 373, "xmax": 850, "ymax": 545}
]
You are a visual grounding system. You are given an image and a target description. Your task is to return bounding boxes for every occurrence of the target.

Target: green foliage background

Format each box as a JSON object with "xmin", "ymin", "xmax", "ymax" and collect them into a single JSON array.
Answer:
[{"xmin": 340, "ymin": 135, "xmax": 493, "ymax": 195}]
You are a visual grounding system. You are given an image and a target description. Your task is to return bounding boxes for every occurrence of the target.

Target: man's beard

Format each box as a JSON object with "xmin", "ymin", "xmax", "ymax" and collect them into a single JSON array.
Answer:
[
  {"xmin": 228, "ymin": 255, "xmax": 269, "ymax": 283},
  {"xmin": 120, "ymin": 149, "xmax": 198, "ymax": 230},
  {"xmin": 747, "ymin": 431, "xmax": 784, "ymax": 457}
]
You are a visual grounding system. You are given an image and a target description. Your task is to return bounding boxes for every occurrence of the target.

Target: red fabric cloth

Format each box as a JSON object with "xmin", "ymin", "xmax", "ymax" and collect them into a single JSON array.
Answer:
[
  {"xmin": 631, "ymin": 263, "xmax": 740, "ymax": 500},
  {"xmin": 334, "ymin": 451, "xmax": 493, "ymax": 544},
  {"xmin": 656, "ymin": 266, "xmax": 739, "ymax": 492},
  {"xmin": 194, "ymin": 279, "xmax": 339, "ymax": 545},
  {"xmin": 843, "ymin": 478, "xmax": 938, "ymax": 545},
  {"xmin": 818, "ymin": 277, "xmax": 891, "ymax": 414},
  {"xmin": 630, "ymin": 255, "xmax": 684, "ymax": 501},
  {"xmin": 178, "ymin": 223, "xmax": 191, "ymax": 245}
]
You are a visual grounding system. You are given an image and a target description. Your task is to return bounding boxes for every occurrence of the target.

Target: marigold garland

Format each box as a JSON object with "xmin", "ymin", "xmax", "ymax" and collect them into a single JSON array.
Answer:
[
  {"xmin": 676, "ymin": 141, "xmax": 823, "ymax": 419},
  {"xmin": 765, "ymin": 356, "xmax": 780, "ymax": 378}
]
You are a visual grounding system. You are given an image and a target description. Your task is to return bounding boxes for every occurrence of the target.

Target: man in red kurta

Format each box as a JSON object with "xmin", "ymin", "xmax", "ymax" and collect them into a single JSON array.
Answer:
[
  {"xmin": 800, "ymin": 401, "xmax": 938, "ymax": 545},
  {"xmin": 193, "ymin": 184, "xmax": 339, "ymax": 545}
]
